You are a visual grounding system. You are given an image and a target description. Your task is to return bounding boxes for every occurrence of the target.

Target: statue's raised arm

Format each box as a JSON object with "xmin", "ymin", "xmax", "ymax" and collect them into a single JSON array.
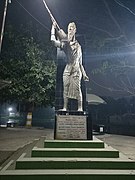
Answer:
[
  {"xmin": 42, "ymin": 0, "xmax": 67, "ymax": 47},
  {"xmin": 51, "ymin": 22, "xmax": 61, "ymax": 48}
]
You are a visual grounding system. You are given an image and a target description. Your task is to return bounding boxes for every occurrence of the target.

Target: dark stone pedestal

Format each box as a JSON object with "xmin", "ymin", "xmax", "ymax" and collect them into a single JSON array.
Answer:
[{"xmin": 54, "ymin": 111, "xmax": 92, "ymax": 140}]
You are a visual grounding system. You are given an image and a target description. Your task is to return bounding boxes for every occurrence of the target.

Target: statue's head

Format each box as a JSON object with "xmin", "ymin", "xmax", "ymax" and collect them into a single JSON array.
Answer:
[{"xmin": 68, "ymin": 22, "xmax": 76, "ymax": 41}]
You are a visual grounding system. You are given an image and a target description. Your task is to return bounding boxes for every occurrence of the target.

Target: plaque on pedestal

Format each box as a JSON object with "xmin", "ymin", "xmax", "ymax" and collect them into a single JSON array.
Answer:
[{"xmin": 55, "ymin": 111, "xmax": 87, "ymax": 140}]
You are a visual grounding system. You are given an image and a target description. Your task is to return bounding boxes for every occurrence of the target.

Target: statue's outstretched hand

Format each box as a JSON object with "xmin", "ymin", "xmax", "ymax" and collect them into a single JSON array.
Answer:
[{"xmin": 83, "ymin": 75, "xmax": 89, "ymax": 81}]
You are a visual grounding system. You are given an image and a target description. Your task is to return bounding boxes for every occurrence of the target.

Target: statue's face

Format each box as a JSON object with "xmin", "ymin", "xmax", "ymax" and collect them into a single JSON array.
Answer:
[{"xmin": 68, "ymin": 23, "xmax": 76, "ymax": 41}]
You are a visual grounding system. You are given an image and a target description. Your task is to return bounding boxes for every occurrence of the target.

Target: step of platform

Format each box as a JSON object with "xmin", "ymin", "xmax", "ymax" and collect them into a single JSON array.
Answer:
[
  {"xmin": 1, "ymin": 137, "xmax": 135, "ymax": 180},
  {"xmin": 1, "ymin": 169, "xmax": 135, "ymax": 180},
  {"xmin": 16, "ymin": 157, "xmax": 135, "ymax": 170},
  {"xmin": 44, "ymin": 138, "xmax": 104, "ymax": 148},
  {"xmin": 31, "ymin": 146, "xmax": 119, "ymax": 158}
]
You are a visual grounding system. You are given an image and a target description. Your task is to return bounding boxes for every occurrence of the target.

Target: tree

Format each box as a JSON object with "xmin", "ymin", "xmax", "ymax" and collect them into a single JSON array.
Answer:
[
  {"xmin": 85, "ymin": 0, "xmax": 135, "ymax": 99},
  {"xmin": 0, "ymin": 24, "xmax": 56, "ymax": 111}
]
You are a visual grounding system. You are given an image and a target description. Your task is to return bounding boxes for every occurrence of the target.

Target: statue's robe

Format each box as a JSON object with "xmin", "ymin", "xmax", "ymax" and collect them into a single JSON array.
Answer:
[{"xmin": 62, "ymin": 40, "xmax": 82, "ymax": 100}]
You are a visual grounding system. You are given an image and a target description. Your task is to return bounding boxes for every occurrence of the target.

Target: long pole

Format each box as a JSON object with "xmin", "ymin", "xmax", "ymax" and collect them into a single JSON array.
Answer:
[
  {"xmin": 0, "ymin": 0, "xmax": 8, "ymax": 53},
  {"xmin": 42, "ymin": 0, "xmax": 60, "ymax": 30}
]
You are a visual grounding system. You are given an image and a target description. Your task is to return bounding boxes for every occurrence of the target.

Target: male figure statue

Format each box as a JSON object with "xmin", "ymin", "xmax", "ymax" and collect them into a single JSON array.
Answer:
[{"xmin": 51, "ymin": 22, "xmax": 89, "ymax": 111}]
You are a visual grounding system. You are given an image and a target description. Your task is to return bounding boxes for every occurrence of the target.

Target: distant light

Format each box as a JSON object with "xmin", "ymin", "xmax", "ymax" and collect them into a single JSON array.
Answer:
[
  {"xmin": 9, "ymin": 112, "xmax": 15, "ymax": 117},
  {"xmin": 8, "ymin": 107, "xmax": 13, "ymax": 112},
  {"xmin": 8, "ymin": 0, "xmax": 12, "ymax": 3}
]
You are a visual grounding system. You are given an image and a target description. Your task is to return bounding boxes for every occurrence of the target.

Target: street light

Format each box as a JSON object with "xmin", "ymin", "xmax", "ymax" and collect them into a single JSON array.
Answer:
[
  {"xmin": 8, "ymin": 107, "xmax": 14, "ymax": 118},
  {"xmin": 0, "ymin": 0, "xmax": 12, "ymax": 53},
  {"xmin": 8, "ymin": 107, "xmax": 13, "ymax": 112}
]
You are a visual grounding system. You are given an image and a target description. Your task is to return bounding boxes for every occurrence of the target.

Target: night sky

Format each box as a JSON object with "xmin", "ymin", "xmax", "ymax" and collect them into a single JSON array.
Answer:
[{"xmin": 1, "ymin": 0, "xmax": 135, "ymax": 98}]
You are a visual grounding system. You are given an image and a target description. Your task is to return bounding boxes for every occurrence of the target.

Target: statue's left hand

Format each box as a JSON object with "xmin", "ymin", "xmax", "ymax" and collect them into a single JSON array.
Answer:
[{"xmin": 83, "ymin": 75, "xmax": 89, "ymax": 81}]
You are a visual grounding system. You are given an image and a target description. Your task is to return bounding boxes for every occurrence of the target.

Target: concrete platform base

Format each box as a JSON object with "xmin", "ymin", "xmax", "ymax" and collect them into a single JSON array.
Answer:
[
  {"xmin": 1, "ymin": 137, "xmax": 135, "ymax": 180},
  {"xmin": 44, "ymin": 138, "xmax": 104, "ymax": 148},
  {"xmin": 1, "ymin": 169, "xmax": 135, "ymax": 180}
]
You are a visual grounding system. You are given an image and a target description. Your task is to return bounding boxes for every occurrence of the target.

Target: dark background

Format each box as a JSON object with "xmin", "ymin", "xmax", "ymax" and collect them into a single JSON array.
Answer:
[
  {"xmin": 1, "ymin": 0, "xmax": 135, "ymax": 98},
  {"xmin": 1, "ymin": 0, "xmax": 135, "ymax": 134}
]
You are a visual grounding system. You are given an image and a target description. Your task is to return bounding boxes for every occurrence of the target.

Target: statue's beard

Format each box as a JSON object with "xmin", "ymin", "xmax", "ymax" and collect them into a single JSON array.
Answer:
[{"xmin": 68, "ymin": 33, "xmax": 74, "ymax": 42}]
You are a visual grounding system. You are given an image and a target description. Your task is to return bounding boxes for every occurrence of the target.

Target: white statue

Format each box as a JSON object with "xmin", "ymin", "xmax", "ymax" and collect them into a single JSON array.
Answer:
[{"xmin": 51, "ymin": 22, "xmax": 89, "ymax": 111}]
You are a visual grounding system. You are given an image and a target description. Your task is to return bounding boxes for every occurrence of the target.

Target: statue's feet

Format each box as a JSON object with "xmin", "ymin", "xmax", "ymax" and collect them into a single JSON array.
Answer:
[
  {"xmin": 77, "ymin": 108, "xmax": 83, "ymax": 112},
  {"xmin": 59, "ymin": 108, "xmax": 67, "ymax": 111}
]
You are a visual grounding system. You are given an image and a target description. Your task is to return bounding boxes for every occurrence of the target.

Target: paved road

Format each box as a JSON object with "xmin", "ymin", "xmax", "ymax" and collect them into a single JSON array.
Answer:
[
  {"xmin": 0, "ymin": 127, "xmax": 53, "ymax": 151},
  {"xmin": 0, "ymin": 127, "xmax": 135, "ymax": 167},
  {"xmin": 96, "ymin": 133, "xmax": 135, "ymax": 160},
  {"xmin": 0, "ymin": 127, "xmax": 53, "ymax": 166}
]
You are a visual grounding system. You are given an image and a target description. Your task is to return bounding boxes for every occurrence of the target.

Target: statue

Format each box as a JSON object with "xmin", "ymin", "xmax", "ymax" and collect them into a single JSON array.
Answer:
[
  {"xmin": 51, "ymin": 22, "xmax": 89, "ymax": 111},
  {"xmin": 42, "ymin": 0, "xmax": 89, "ymax": 111}
]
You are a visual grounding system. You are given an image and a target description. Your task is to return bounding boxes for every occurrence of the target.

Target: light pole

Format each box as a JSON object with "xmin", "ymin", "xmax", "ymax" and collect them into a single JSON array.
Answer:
[{"xmin": 0, "ymin": 0, "xmax": 11, "ymax": 53}]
